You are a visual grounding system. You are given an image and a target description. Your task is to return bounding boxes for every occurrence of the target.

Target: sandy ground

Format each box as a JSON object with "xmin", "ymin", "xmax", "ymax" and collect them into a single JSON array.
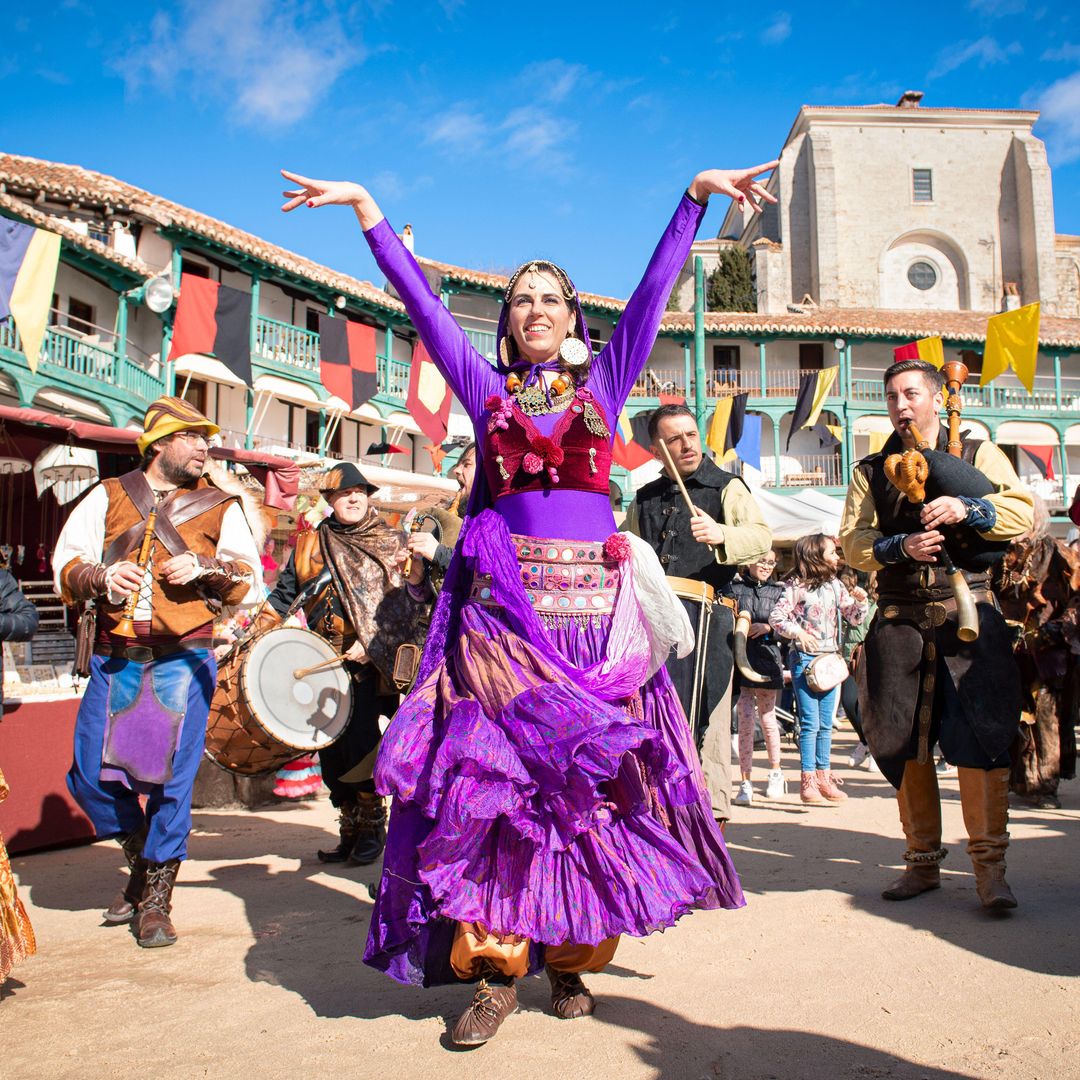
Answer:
[{"xmin": 2, "ymin": 728, "xmax": 1077, "ymax": 1080}]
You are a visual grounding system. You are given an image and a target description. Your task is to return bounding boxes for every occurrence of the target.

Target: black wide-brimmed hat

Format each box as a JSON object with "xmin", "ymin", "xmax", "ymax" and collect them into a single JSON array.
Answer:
[{"xmin": 318, "ymin": 461, "xmax": 378, "ymax": 496}]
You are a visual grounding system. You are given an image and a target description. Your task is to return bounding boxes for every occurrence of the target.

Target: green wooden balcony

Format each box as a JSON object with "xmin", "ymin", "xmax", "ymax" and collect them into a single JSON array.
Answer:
[
  {"xmin": 254, "ymin": 315, "xmax": 320, "ymax": 374},
  {"xmin": 0, "ymin": 319, "xmax": 165, "ymax": 413}
]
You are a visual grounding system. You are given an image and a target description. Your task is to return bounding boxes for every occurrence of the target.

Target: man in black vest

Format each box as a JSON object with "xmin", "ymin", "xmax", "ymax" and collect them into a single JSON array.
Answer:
[
  {"xmin": 625, "ymin": 404, "xmax": 772, "ymax": 821},
  {"xmin": 840, "ymin": 359, "xmax": 1033, "ymax": 910}
]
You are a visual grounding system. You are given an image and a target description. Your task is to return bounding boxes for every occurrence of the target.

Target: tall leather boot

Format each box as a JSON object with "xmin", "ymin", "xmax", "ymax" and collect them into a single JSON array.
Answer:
[
  {"xmin": 317, "ymin": 800, "xmax": 360, "ymax": 863},
  {"xmin": 957, "ymin": 766, "xmax": 1017, "ymax": 910},
  {"xmin": 103, "ymin": 824, "xmax": 148, "ymax": 925},
  {"xmin": 349, "ymin": 791, "xmax": 387, "ymax": 866},
  {"xmin": 450, "ymin": 960, "xmax": 518, "ymax": 1047},
  {"xmin": 135, "ymin": 860, "xmax": 181, "ymax": 948},
  {"xmin": 882, "ymin": 758, "xmax": 947, "ymax": 901}
]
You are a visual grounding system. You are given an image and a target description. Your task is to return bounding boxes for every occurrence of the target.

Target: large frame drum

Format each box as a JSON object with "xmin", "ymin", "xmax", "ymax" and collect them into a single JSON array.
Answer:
[{"xmin": 205, "ymin": 626, "xmax": 352, "ymax": 775}]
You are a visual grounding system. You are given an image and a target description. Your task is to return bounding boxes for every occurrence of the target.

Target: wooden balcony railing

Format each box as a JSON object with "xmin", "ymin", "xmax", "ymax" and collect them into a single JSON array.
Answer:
[
  {"xmin": 254, "ymin": 315, "xmax": 320, "ymax": 372},
  {"xmin": 0, "ymin": 319, "xmax": 165, "ymax": 400}
]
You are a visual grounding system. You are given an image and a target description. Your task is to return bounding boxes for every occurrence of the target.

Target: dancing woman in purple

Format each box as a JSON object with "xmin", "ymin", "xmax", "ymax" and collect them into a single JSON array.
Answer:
[{"xmin": 281, "ymin": 163, "xmax": 777, "ymax": 1046}]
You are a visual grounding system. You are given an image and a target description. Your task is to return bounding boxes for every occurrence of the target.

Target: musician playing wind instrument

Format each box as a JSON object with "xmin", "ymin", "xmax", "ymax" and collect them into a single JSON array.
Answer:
[
  {"xmin": 54, "ymin": 397, "xmax": 261, "ymax": 948},
  {"xmin": 261, "ymin": 462, "xmax": 427, "ymax": 868},
  {"xmin": 840, "ymin": 359, "xmax": 1033, "ymax": 910}
]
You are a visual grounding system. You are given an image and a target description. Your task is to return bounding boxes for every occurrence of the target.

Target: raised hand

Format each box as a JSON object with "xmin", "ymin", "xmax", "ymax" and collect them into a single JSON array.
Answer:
[
  {"xmin": 280, "ymin": 170, "xmax": 384, "ymax": 229},
  {"xmin": 689, "ymin": 161, "xmax": 780, "ymax": 214}
]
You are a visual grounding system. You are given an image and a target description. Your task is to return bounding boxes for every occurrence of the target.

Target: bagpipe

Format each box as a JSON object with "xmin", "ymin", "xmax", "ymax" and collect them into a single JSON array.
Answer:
[{"xmin": 883, "ymin": 361, "xmax": 1011, "ymax": 641}]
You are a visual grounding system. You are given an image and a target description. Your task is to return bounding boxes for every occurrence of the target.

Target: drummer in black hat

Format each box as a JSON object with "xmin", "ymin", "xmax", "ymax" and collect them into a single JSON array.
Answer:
[{"xmin": 261, "ymin": 462, "xmax": 427, "ymax": 866}]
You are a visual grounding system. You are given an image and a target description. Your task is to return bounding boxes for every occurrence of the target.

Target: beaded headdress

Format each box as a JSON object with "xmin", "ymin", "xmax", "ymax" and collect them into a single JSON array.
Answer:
[{"xmin": 495, "ymin": 259, "xmax": 593, "ymax": 375}]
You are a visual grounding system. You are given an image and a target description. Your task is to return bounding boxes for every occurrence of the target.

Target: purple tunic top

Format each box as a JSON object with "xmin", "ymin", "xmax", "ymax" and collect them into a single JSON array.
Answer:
[{"xmin": 363, "ymin": 194, "xmax": 706, "ymax": 541}]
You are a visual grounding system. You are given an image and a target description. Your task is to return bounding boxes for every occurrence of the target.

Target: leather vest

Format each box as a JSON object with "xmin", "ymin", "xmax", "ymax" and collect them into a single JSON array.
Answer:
[
  {"xmin": 635, "ymin": 457, "xmax": 739, "ymax": 592},
  {"xmin": 93, "ymin": 476, "xmax": 239, "ymax": 639}
]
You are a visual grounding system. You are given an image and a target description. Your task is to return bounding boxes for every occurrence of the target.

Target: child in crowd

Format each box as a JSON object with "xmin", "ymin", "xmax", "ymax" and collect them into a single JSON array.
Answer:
[
  {"xmin": 728, "ymin": 551, "xmax": 786, "ymax": 804},
  {"xmin": 770, "ymin": 535, "xmax": 868, "ymax": 806}
]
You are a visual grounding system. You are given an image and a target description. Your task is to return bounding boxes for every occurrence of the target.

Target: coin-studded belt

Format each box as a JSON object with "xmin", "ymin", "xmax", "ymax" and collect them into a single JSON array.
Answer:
[{"xmin": 469, "ymin": 534, "xmax": 621, "ymax": 617}]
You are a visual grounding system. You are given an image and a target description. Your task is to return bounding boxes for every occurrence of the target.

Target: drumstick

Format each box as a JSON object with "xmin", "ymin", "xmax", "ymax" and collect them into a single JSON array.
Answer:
[
  {"xmin": 293, "ymin": 653, "xmax": 349, "ymax": 679},
  {"xmin": 656, "ymin": 439, "xmax": 722, "ymax": 565}
]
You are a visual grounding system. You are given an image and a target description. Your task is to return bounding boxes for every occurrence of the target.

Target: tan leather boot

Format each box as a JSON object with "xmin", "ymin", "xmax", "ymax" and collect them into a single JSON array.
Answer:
[
  {"xmin": 957, "ymin": 767, "xmax": 1017, "ymax": 910},
  {"xmin": 882, "ymin": 758, "xmax": 946, "ymax": 901}
]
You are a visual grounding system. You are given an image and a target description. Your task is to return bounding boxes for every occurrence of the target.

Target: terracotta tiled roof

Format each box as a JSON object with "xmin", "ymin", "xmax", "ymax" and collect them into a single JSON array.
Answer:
[
  {"xmin": 414, "ymin": 255, "xmax": 627, "ymax": 314},
  {"xmin": 0, "ymin": 189, "xmax": 153, "ymax": 278},
  {"xmin": 657, "ymin": 307, "xmax": 1080, "ymax": 349},
  {"xmin": 0, "ymin": 153, "xmax": 404, "ymax": 316}
]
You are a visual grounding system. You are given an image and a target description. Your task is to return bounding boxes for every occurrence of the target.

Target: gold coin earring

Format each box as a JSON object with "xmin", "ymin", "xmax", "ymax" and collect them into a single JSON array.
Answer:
[
  {"xmin": 558, "ymin": 336, "xmax": 590, "ymax": 368},
  {"xmin": 499, "ymin": 336, "xmax": 513, "ymax": 366}
]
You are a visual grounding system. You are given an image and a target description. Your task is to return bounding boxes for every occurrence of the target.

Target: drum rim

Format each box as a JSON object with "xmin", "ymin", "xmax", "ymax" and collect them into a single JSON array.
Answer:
[{"xmin": 238, "ymin": 625, "xmax": 351, "ymax": 751}]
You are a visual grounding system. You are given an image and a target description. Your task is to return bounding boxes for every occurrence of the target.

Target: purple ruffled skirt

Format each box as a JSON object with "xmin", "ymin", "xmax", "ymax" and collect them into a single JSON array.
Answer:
[{"xmin": 363, "ymin": 516, "xmax": 744, "ymax": 987}]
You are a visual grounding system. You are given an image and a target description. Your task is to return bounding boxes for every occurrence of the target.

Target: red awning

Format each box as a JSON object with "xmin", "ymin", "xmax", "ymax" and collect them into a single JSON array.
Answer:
[{"xmin": 0, "ymin": 404, "xmax": 299, "ymax": 510}]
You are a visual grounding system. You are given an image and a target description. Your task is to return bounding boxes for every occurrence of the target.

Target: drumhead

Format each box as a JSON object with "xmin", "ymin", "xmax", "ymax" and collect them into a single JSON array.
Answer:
[{"xmin": 240, "ymin": 626, "xmax": 352, "ymax": 750}]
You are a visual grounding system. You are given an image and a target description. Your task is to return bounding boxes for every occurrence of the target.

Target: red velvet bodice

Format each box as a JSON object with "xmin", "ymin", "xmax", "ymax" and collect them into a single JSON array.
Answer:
[{"xmin": 482, "ymin": 388, "xmax": 613, "ymax": 500}]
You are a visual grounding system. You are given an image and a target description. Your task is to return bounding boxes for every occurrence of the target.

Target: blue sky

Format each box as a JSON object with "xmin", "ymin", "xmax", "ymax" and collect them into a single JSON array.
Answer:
[{"xmin": 3, "ymin": 0, "xmax": 1079, "ymax": 299}]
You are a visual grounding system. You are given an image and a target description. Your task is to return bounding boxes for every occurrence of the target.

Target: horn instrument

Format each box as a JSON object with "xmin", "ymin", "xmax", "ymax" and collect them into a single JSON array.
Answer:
[
  {"xmin": 114, "ymin": 508, "xmax": 157, "ymax": 639},
  {"xmin": 733, "ymin": 610, "xmax": 769, "ymax": 684}
]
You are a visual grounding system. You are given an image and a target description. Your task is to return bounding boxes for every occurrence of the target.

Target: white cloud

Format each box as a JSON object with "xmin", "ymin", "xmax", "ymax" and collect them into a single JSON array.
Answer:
[
  {"xmin": 516, "ymin": 60, "xmax": 588, "ymax": 105},
  {"xmin": 761, "ymin": 12, "xmax": 792, "ymax": 45},
  {"xmin": 968, "ymin": 0, "xmax": 1025, "ymax": 14},
  {"xmin": 1042, "ymin": 43, "xmax": 1080, "ymax": 62},
  {"xmin": 927, "ymin": 35, "xmax": 1021, "ymax": 80},
  {"xmin": 426, "ymin": 108, "xmax": 488, "ymax": 153},
  {"xmin": 1037, "ymin": 70, "xmax": 1080, "ymax": 163},
  {"xmin": 117, "ymin": 1, "xmax": 363, "ymax": 128},
  {"xmin": 425, "ymin": 100, "xmax": 575, "ymax": 171}
]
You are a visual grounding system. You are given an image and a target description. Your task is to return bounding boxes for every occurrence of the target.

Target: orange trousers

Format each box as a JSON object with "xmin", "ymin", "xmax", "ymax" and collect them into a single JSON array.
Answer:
[{"xmin": 449, "ymin": 921, "xmax": 619, "ymax": 980}]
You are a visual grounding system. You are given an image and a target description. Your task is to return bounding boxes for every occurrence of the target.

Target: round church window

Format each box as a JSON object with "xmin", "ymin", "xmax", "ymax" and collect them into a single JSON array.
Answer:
[{"xmin": 907, "ymin": 261, "xmax": 938, "ymax": 291}]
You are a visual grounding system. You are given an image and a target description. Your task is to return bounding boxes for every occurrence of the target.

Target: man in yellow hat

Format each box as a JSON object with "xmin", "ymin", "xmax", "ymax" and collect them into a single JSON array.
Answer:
[{"xmin": 53, "ymin": 396, "xmax": 261, "ymax": 948}]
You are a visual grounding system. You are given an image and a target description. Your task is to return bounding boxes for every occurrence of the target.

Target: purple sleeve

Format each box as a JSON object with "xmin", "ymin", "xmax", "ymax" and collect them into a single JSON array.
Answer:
[
  {"xmin": 589, "ymin": 193, "xmax": 707, "ymax": 418},
  {"xmin": 364, "ymin": 218, "xmax": 501, "ymax": 423}
]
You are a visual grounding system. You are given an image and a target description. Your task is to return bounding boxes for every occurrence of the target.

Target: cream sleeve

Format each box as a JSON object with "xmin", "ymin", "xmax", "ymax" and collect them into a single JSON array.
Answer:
[{"xmin": 718, "ymin": 481, "xmax": 773, "ymax": 566}]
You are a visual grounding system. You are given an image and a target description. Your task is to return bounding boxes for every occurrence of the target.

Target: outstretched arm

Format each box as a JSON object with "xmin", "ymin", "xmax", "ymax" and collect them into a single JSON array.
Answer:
[
  {"xmin": 590, "ymin": 163, "xmax": 779, "ymax": 415},
  {"xmin": 281, "ymin": 171, "xmax": 500, "ymax": 421}
]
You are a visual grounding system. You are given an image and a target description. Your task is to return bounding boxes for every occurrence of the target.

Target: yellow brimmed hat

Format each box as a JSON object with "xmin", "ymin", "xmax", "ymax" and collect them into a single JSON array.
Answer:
[{"xmin": 137, "ymin": 396, "xmax": 220, "ymax": 455}]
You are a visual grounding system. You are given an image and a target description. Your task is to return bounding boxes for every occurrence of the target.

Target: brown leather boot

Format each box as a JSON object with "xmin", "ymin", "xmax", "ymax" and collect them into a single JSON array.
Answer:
[
  {"xmin": 450, "ymin": 965, "xmax": 518, "ymax": 1046},
  {"xmin": 882, "ymin": 758, "xmax": 947, "ymax": 901},
  {"xmin": 317, "ymin": 800, "xmax": 360, "ymax": 863},
  {"xmin": 349, "ymin": 792, "xmax": 387, "ymax": 866},
  {"xmin": 103, "ymin": 825, "xmax": 148, "ymax": 925},
  {"xmin": 135, "ymin": 860, "xmax": 181, "ymax": 948},
  {"xmin": 547, "ymin": 966, "xmax": 596, "ymax": 1019},
  {"xmin": 957, "ymin": 766, "xmax": 1017, "ymax": 910}
]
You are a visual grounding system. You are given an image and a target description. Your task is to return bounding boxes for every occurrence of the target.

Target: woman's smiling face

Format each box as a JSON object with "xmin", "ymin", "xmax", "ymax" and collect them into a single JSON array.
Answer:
[{"xmin": 506, "ymin": 269, "xmax": 576, "ymax": 365}]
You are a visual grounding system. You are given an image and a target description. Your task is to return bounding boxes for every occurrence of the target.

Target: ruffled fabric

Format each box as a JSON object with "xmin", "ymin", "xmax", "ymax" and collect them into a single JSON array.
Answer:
[
  {"xmin": 364, "ymin": 512, "xmax": 744, "ymax": 987},
  {"xmin": 1, "ymin": 770, "xmax": 36, "ymax": 983}
]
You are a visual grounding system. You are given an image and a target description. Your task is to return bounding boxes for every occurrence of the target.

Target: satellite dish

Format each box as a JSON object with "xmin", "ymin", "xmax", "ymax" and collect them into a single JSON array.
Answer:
[{"xmin": 145, "ymin": 275, "xmax": 175, "ymax": 314}]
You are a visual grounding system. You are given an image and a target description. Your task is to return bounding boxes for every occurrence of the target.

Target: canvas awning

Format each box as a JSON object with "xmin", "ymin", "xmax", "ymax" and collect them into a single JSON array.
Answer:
[{"xmin": 0, "ymin": 404, "xmax": 300, "ymax": 510}]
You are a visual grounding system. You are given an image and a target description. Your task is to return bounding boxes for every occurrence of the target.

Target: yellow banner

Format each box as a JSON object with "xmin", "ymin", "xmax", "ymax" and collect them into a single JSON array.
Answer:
[
  {"xmin": 706, "ymin": 397, "xmax": 733, "ymax": 458},
  {"xmin": 981, "ymin": 302, "xmax": 1040, "ymax": 393},
  {"xmin": 9, "ymin": 227, "xmax": 61, "ymax": 375}
]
